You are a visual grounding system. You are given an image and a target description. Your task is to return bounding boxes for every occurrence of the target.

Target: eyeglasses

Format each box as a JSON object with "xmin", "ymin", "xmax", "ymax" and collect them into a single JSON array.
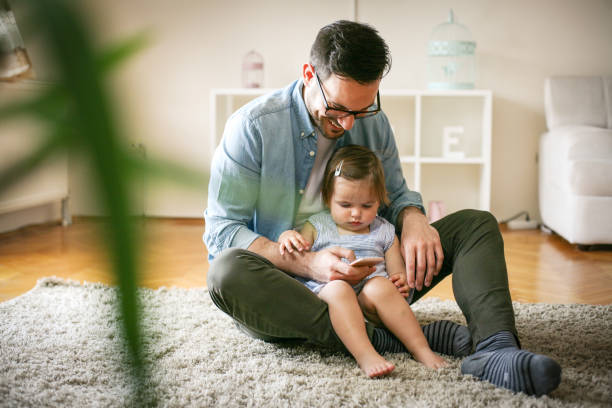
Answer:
[{"xmin": 314, "ymin": 72, "xmax": 381, "ymax": 120}]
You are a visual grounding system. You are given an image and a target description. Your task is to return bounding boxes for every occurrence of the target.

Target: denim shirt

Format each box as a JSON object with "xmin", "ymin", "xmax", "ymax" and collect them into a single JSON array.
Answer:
[{"xmin": 204, "ymin": 79, "xmax": 424, "ymax": 259}]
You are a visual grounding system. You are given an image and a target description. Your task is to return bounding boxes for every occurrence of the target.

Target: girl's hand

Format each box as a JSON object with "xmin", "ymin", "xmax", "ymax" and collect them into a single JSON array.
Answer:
[
  {"xmin": 278, "ymin": 230, "xmax": 311, "ymax": 255},
  {"xmin": 390, "ymin": 273, "xmax": 410, "ymax": 297}
]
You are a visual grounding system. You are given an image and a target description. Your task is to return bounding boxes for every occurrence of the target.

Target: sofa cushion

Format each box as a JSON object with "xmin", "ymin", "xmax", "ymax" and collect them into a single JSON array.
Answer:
[
  {"xmin": 540, "ymin": 126, "xmax": 612, "ymax": 196},
  {"xmin": 565, "ymin": 126, "xmax": 612, "ymax": 161},
  {"xmin": 545, "ymin": 77, "xmax": 609, "ymax": 129}
]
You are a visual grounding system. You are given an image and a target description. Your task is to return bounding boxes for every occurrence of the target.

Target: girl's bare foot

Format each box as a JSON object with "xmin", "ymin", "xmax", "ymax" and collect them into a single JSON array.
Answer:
[
  {"xmin": 416, "ymin": 351, "xmax": 448, "ymax": 369},
  {"xmin": 356, "ymin": 353, "xmax": 396, "ymax": 378}
]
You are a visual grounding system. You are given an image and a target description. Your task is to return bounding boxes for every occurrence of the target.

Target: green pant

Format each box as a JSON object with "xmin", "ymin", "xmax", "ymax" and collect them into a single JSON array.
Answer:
[{"xmin": 207, "ymin": 209, "xmax": 517, "ymax": 350}]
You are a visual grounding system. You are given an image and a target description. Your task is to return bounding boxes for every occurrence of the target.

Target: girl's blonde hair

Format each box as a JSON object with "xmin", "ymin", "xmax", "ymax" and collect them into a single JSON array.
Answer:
[{"xmin": 322, "ymin": 145, "xmax": 389, "ymax": 207}]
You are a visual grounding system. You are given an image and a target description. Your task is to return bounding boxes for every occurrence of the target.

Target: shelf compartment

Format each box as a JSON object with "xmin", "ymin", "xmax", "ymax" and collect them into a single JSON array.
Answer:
[
  {"xmin": 420, "ymin": 163, "xmax": 486, "ymax": 216},
  {"xmin": 381, "ymin": 94, "xmax": 416, "ymax": 158},
  {"xmin": 400, "ymin": 163, "xmax": 417, "ymax": 192},
  {"xmin": 420, "ymin": 94, "xmax": 489, "ymax": 159}
]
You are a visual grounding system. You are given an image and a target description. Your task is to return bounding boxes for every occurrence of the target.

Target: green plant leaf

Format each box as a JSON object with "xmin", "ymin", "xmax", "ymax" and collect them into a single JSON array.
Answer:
[
  {"xmin": 21, "ymin": 0, "xmax": 155, "ymax": 403},
  {"xmin": 98, "ymin": 32, "xmax": 150, "ymax": 74},
  {"xmin": 0, "ymin": 86, "xmax": 64, "ymax": 123},
  {"xmin": 1, "ymin": 2, "xmax": 208, "ymax": 404}
]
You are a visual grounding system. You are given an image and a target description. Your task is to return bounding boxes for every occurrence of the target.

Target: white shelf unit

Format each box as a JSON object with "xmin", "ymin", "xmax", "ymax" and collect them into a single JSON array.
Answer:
[
  {"xmin": 382, "ymin": 89, "xmax": 492, "ymax": 214},
  {"xmin": 210, "ymin": 88, "xmax": 492, "ymax": 216}
]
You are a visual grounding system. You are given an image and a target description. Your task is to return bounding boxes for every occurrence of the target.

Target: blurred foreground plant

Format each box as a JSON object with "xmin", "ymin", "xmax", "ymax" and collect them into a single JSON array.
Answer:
[{"xmin": 0, "ymin": 0, "xmax": 204, "ymax": 404}]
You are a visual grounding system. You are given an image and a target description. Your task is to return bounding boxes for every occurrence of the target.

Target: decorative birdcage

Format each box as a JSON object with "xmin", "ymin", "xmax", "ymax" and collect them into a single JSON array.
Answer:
[{"xmin": 427, "ymin": 10, "xmax": 476, "ymax": 90}]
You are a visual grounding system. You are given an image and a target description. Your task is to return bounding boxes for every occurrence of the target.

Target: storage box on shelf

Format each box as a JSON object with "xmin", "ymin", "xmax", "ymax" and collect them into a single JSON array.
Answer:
[{"xmin": 210, "ymin": 88, "xmax": 492, "ymax": 216}]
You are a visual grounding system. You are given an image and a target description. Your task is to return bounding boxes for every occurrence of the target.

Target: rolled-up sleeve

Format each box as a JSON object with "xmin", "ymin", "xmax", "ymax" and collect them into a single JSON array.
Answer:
[{"xmin": 204, "ymin": 112, "xmax": 262, "ymax": 258}]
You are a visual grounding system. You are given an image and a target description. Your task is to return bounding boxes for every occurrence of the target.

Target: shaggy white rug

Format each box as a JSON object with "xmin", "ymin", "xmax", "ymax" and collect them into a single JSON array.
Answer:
[{"xmin": 0, "ymin": 278, "xmax": 610, "ymax": 407}]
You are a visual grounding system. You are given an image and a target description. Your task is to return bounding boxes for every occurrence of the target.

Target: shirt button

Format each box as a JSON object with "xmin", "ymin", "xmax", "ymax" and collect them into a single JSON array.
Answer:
[
  {"xmin": 299, "ymin": 189, "xmax": 304, "ymax": 195},
  {"xmin": 309, "ymin": 151, "xmax": 315, "ymax": 157}
]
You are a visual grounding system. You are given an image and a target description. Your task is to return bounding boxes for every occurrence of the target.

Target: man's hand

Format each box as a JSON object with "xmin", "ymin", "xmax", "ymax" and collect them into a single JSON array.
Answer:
[
  {"xmin": 309, "ymin": 246, "xmax": 375, "ymax": 286},
  {"xmin": 249, "ymin": 237, "xmax": 373, "ymax": 284},
  {"xmin": 399, "ymin": 207, "xmax": 444, "ymax": 291}
]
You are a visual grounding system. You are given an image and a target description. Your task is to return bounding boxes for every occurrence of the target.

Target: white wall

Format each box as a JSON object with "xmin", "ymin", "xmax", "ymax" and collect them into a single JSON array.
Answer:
[
  {"xmin": 3, "ymin": 0, "xmax": 612, "ymax": 229},
  {"xmin": 66, "ymin": 0, "xmax": 354, "ymax": 218},
  {"xmin": 360, "ymin": 0, "xmax": 612, "ymax": 220}
]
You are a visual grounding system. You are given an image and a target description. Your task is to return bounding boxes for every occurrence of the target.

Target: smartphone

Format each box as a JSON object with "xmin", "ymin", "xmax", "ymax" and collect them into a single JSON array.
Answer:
[{"xmin": 349, "ymin": 257, "xmax": 384, "ymax": 267}]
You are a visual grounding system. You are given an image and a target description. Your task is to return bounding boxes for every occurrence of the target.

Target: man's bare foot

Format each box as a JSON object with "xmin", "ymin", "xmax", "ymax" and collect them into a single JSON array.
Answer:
[
  {"xmin": 416, "ymin": 351, "xmax": 448, "ymax": 369},
  {"xmin": 356, "ymin": 353, "xmax": 396, "ymax": 378}
]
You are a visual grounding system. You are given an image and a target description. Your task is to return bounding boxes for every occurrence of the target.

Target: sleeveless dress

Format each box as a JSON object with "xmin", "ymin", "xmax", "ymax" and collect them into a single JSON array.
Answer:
[{"xmin": 294, "ymin": 211, "xmax": 395, "ymax": 294}]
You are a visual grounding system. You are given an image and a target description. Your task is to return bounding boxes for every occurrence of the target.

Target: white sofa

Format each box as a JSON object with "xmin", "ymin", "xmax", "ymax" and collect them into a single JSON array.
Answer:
[{"xmin": 539, "ymin": 76, "xmax": 612, "ymax": 246}]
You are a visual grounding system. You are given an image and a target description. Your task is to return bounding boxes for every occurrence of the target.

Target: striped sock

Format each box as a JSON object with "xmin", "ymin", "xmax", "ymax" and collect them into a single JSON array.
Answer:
[
  {"xmin": 461, "ymin": 331, "xmax": 562, "ymax": 396},
  {"xmin": 422, "ymin": 320, "xmax": 472, "ymax": 357},
  {"xmin": 371, "ymin": 320, "xmax": 472, "ymax": 357},
  {"xmin": 371, "ymin": 327, "xmax": 405, "ymax": 353}
]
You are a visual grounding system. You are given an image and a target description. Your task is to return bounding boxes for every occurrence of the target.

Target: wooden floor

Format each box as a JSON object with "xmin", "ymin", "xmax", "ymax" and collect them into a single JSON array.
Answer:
[{"xmin": 1, "ymin": 217, "xmax": 611, "ymax": 304}]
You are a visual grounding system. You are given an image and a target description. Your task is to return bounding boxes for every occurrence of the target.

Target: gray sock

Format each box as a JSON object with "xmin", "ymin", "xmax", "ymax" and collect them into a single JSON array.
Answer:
[
  {"xmin": 422, "ymin": 320, "xmax": 472, "ymax": 357},
  {"xmin": 371, "ymin": 320, "xmax": 472, "ymax": 357},
  {"xmin": 461, "ymin": 331, "xmax": 562, "ymax": 396},
  {"xmin": 371, "ymin": 327, "xmax": 405, "ymax": 354}
]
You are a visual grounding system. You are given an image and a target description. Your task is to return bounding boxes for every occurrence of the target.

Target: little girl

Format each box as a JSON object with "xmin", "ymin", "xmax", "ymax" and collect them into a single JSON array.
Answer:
[{"xmin": 278, "ymin": 145, "xmax": 447, "ymax": 378}]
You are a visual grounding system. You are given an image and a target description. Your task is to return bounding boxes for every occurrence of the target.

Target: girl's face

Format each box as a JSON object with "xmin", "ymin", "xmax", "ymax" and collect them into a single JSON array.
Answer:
[{"xmin": 328, "ymin": 176, "xmax": 380, "ymax": 234}]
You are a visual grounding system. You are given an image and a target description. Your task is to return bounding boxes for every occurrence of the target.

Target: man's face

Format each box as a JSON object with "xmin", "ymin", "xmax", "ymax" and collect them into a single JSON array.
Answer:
[{"xmin": 303, "ymin": 67, "xmax": 380, "ymax": 140}]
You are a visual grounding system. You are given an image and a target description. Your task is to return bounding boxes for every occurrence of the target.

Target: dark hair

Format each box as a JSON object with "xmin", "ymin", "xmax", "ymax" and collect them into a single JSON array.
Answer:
[
  {"xmin": 322, "ymin": 145, "xmax": 389, "ymax": 207},
  {"xmin": 310, "ymin": 20, "xmax": 391, "ymax": 84}
]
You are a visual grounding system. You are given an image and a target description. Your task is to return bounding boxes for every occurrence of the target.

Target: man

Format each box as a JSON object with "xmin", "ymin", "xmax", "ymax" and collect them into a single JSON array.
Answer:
[{"xmin": 204, "ymin": 20, "xmax": 561, "ymax": 396}]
